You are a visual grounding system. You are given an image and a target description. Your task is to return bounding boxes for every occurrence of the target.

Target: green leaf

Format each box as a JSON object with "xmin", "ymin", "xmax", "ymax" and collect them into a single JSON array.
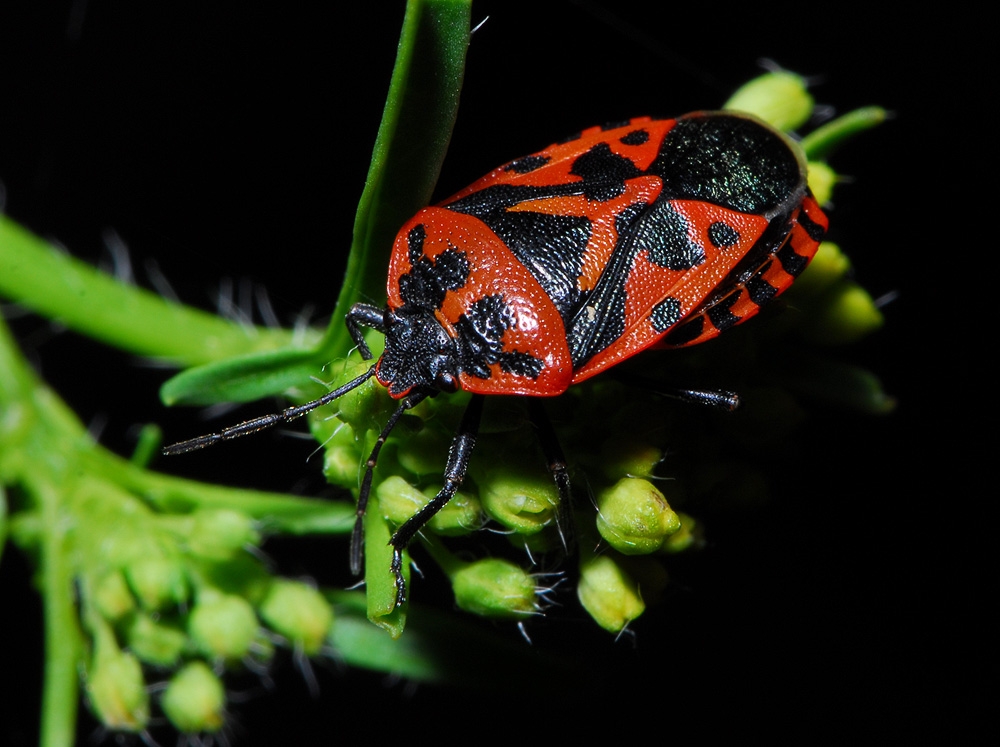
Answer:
[
  {"xmin": 318, "ymin": 0, "xmax": 473, "ymax": 361},
  {"xmin": 160, "ymin": 347, "xmax": 328, "ymax": 406}
]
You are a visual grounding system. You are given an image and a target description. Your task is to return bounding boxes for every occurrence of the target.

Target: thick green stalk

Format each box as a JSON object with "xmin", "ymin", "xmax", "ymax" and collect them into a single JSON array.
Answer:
[{"xmin": 0, "ymin": 216, "xmax": 302, "ymax": 366}]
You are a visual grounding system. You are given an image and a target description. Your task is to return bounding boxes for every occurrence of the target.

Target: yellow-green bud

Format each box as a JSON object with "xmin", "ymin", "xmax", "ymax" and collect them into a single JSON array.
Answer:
[
  {"xmin": 660, "ymin": 512, "xmax": 704, "ymax": 554},
  {"xmin": 322, "ymin": 422, "xmax": 363, "ymax": 486},
  {"xmin": 186, "ymin": 508, "xmax": 260, "ymax": 560},
  {"xmin": 91, "ymin": 570, "xmax": 135, "ymax": 622},
  {"xmin": 599, "ymin": 438, "xmax": 663, "ymax": 481},
  {"xmin": 257, "ymin": 579, "xmax": 333, "ymax": 655},
  {"xmin": 125, "ymin": 555, "xmax": 187, "ymax": 611},
  {"xmin": 124, "ymin": 613, "xmax": 187, "ymax": 667},
  {"xmin": 807, "ymin": 161, "xmax": 837, "ymax": 206},
  {"xmin": 377, "ymin": 476, "xmax": 480, "ymax": 536},
  {"xmin": 451, "ymin": 558, "xmax": 538, "ymax": 619},
  {"xmin": 723, "ymin": 71, "xmax": 814, "ymax": 131},
  {"xmin": 86, "ymin": 631, "xmax": 149, "ymax": 731},
  {"xmin": 393, "ymin": 423, "xmax": 451, "ymax": 477},
  {"xmin": 332, "ymin": 361, "xmax": 394, "ymax": 430},
  {"xmin": 188, "ymin": 592, "xmax": 258, "ymax": 662},
  {"xmin": 577, "ymin": 554, "xmax": 645, "ymax": 633},
  {"xmin": 596, "ymin": 478, "xmax": 681, "ymax": 554},
  {"xmin": 479, "ymin": 467, "xmax": 559, "ymax": 535},
  {"xmin": 805, "ymin": 280, "xmax": 884, "ymax": 345},
  {"xmin": 161, "ymin": 661, "xmax": 226, "ymax": 734},
  {"xmin": 791, "ymin": 242, "xmax": 851, "ymax": 297}
]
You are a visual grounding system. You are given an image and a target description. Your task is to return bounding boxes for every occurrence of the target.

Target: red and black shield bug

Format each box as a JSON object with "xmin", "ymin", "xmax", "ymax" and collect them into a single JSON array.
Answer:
[{"xmin": 165, "ymin": 110, "xmax": 828, "ymax": 606}]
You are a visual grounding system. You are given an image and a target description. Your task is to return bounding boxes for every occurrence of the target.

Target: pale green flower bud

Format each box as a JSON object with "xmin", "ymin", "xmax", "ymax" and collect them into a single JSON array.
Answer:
[
  {"xmin": 86, "ymin": 628, "xmax": 149, "ymax": 731},
  {"xmin": 479, "ymin": 467, "xmax": 559, "ymax": 535},
  {"xmin": 599, "ymin": 438, "xmax": 663, "ymax": 481},
  {"xmin": 186, "ymin": 508, "xmax": 260, "ymax": 559},
  {"xmin": 258, "ymin": 579, "xmax": 333, "ymax": 655},
  {"xmin": 377, "ymin": 475, "xmax": 479, "ymax": 535},
  {"xmin": 393, "ymin": 423, "xmax": 451, "ymax": 477},
  {"xmin": 451, "ymin": 558, "xmax": 538, "ymax": 619},
  {"xmin": 91, "ymin": 570, "xmax": 135, "ymax": 622},
  {"xmin": 723, "ymin": 71, "xmax": 814, "ymax": 131},
  {"xmin": 804, "ymin": 280, "xmax": 884, "ymax": 345},
  {"xmin": 577, "ymin": 554, "xmax": 645, "ymax": 633},
  {"xmin": 322, "ymin": 421, "xmax": 363, "ymax": 486},
  {"xmin": 124, "ymin": 613, "xmax": 187, "ymax": 667},
  {"xmin": 188, "ymin": 592, "xmax": 258, "ymax": 662},
  {"xmin": 660, "ymin": 512, "xmax": 704, "ymax": 554},
  {"xmin": 161, "ymin": 661, "xmax": 226, "ymax": 734},
  {"xmin": 791, "ymin": 242, "xmax": 851, "ymax": 297},
  {"xmin": 807, "ymin": 161, "xmax": 837, "ymax": 205},
  {"xmin": 596, "ymin": 478, "xmax": 681, "ymax": 554},
  {"xmin": 125, "ymin": 555, "xmax": 188, "ymax": 611},
  {"xmin": 331, "ymin": 361, "xmax": 394, "ymax": 430}
]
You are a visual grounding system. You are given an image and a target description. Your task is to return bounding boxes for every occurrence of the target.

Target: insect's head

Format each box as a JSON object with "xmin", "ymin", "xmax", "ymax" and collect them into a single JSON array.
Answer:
[{"xmin": 377, "ymin": 306, "xmax": 459, "ymax": 398}]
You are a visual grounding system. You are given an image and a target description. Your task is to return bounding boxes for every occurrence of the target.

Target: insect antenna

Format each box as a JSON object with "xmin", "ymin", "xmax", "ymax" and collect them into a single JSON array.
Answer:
[{"xmin": 162, "ymin": 365, "xmax": 378, "ymax": 456}]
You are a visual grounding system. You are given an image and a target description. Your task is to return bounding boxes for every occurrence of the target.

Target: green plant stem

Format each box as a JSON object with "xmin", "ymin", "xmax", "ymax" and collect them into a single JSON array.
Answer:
[
  {"xmin": 38, "ymin": 479, "xmax": 82, "ymax": 747},
  {"xmin": 0, "ymin": 216, "xmax": 306, "ymax": 366},
  {"xmin": 0, "ymin": 319, "xmax": 81, "ymax": 747},
  {"xmin": 801, "ymin": 106, "xmax": 888, "ymax": 160}
]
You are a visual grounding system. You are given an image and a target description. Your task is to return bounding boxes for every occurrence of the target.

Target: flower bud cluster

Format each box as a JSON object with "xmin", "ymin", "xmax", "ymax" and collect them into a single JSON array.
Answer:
[{"xmin": 74, "ymin": 500, "xmax": 333, "ymax": 737}]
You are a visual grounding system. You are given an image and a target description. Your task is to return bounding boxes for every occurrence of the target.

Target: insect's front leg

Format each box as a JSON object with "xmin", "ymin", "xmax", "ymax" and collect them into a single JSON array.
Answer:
[
  {"xmin": 388, "ymin": 394, "xmax": 485, "ymax": 606},
  {"xmin": 346, "ymin": 303, "xmax": 387, "ymax": 360}
]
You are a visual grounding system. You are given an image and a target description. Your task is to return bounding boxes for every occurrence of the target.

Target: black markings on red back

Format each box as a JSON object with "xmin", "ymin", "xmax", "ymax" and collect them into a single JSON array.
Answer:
[
  {"xmin": 776, "ymin": 241, "xmax": 809, "ymax": 277},
  {"xmin": 569, "ymin": 142, "xmax": 643, "ymax": 201},
  {"xmin": 488, "ymin": 211, "xmax": 591, "ymax": 323},
  {"xmin": 505, "ymin": 155, "xmax": 550, "ymax": 174},
  {"xmin": 709, "ymin": 222, "xmax": 740, "ymax": 248},
  {"xmin": 706, "ymin": 292, "xmax": 742, "ymax": 332},
  {"xmin": 632, "ymin": 200, "xmax": 706, "ymax": 271},
  {"xmin": 453, "ymin": 295, "xmax": 545, "ymax": 380},
  {"xmin": 797, "ymin": 207, "xmax": 827, "ymax": 242},
  {"xmin": 392, "ymin": 226, "xmax": 544, "ymax": 386},
  {"xmin": 650, "ymin": 297, "xmax": 683, "ymax": 332},
  {"xmin": 398, "ymin": 225, "xmax": 471, "ymax": 310},
  {"xmin": 442, "ymin": 114, "xmax": 815, "ymax": 370},
  {"xmin": 663, "ymin": 315, "xmax": 705, "ymax": 346},
  {"xmin": 619, "ymin": 128, "xmax": 650, "ymax": 146},
  {"xmin": 747, "ymin": 273, "xmax": 779, "ymax": 306}
]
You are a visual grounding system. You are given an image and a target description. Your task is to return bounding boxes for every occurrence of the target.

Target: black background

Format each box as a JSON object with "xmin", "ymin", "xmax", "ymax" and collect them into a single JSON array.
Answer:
[{"xmin": 1, "ymin": 1, "xmax": 982, "ymax": 743}]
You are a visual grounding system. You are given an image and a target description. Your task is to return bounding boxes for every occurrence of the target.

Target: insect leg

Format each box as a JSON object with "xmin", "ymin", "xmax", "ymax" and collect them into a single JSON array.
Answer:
[
  {"xmin": 526, "ymin": 398, "xmax": 574, "ymax": 553},
  {"xmin": 345, "ymin": 303, "xmax": 386, "ymax": 360},
  {"xmin": 349, "ymin": 390, "xmax": 427, "ymax": 576},
  {"xmin": 388, "ymin": 394, "xmax": 485, "ymax": 606}
]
